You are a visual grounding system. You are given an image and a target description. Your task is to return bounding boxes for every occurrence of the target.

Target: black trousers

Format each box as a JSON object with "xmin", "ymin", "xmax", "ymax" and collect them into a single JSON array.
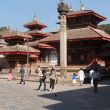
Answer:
[
  {"xmin": 93, "ymin": 78, "xmax": 98, "ymax": 92},
  {"xmin": 19, "ymin": 78, "xmax": 25, "ymax": 84},
  {"xmin": 50, "ymin": 78, "xmax": 55, "ymax": 90},
  {"xmin": 38, "ymin": 78, "xmax": 46, "ymax": 91}
]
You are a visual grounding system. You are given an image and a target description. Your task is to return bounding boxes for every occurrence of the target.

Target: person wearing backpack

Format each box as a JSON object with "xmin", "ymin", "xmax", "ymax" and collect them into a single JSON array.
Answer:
[{"xmin": 38, "ymin": 69, "xmax": 46, "ymax": 91}]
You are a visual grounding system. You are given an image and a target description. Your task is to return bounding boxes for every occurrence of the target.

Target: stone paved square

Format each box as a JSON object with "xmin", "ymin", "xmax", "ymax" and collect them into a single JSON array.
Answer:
[{"xmin": 0, "ymin": 79, "xmax": 110, "ymax": 110}]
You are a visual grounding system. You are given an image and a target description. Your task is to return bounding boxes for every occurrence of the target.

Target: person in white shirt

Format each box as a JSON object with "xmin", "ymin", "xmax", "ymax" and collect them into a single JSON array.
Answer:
[
  {"xmin": 91, "ymin": 68, "xmax": 100, "ymax": 93},
  {"xmin": 78, "ymin": 68, "xmax": 85, "ymax": 85},
  {"xmin": 89, "ymin": 69, "xmax": 95, "ymax": 86},
  {"xmin": 38, "ymin": 66, "xmax": 41, "ymax": 74}
]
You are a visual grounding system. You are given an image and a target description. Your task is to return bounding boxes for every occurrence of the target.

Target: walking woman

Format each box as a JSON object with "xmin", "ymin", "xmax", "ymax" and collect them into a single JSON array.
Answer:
[
  {"xmin": 38, "ymin": 69, "xmax": 46, "ymax": 91},
  {"xmin": 92, "ymin": 68, "xmax": 100, "ymax": 93},
  {"xmin": 49, "ymin": 66, "xmax": 56, "ymax": 91}
]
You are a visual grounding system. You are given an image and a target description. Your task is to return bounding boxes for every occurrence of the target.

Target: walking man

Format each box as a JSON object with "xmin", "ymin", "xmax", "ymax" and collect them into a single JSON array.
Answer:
[
  {"xmin": 19, "ymin": 65, "xmax": 25, "ymax": 84},
  {"xmin": 92, "ymin": 68, "xmax": 100, "ymax": 93},
  {"xmin": 89, "ymin": 68, "xmax": 95, "ymax": 86},
  {"xmin": 92, "ymin": 69, "xmax": 100, "ymax": 92}
]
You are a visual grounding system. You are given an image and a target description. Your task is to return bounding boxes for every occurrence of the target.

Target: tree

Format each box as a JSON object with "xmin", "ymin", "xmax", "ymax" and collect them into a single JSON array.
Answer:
[
  {"xmin": 99, "ymin": 24, "xmax": 110, "ymax": 34},
  {"xmin": 0, "ymin": 27, "xmax": 7, "ymax": 32}
]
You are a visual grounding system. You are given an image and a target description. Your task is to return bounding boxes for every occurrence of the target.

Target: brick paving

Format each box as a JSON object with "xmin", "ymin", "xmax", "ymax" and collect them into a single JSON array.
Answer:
[{"xmin": 0, "ymin": 79, "xmax": 110, "ymax": 110}]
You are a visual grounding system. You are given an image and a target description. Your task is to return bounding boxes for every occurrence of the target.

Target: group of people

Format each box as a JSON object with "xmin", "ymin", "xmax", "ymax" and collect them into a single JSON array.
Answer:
[
  {"xmin": 18, "ymin": 65, "xmax": 57, "ymax": 91},
  {"xmin": 71, "ymin": 67, "xmax": 100, "ymax": 93},
  {"xmin": 7, "ymin": 64, "xmax": 31, "ymax": 82},
  {"xmin": 7, "ymin": 64, "xmax": 100, "ymax": 93},
  {"xmin": 7, "ymin": 65, "xmax": 57, "ymax": 91},
  {"xmin": 37, "ymin": 66, "xmax": 56, "ymax": 91},
  {"xmin": 71, "ymin": 68, "xmax": 85, "ymax": 86}
]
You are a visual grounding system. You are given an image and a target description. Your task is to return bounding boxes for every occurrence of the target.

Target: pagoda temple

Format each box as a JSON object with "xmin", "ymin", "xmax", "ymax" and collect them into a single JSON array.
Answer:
[
  {"xmin": 0, "ymin": 29, "xmax": 40, "ymax": 69},
  {"xmin": 24, "ymin": 17, "xmax": 56, "ymax": 65},
  {"xmin": 40, "ymin": 2, "xmax": 110, "ymax": 70}
]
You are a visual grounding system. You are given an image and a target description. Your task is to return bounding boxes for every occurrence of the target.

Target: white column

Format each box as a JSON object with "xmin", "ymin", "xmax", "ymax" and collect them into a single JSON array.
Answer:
[{"xmin": 60, "ymin": 15, "xmax": 67, "ymax": 77}]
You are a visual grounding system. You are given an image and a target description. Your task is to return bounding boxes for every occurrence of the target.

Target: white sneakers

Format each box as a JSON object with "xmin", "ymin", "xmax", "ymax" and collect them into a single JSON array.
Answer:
[
  {"xmin": 49, "ymin": 88, "xmax": 54, "ymax": 91},
  {"xmin": 49, "ymin": 88, "xmax": 52, "ymax": 91}
]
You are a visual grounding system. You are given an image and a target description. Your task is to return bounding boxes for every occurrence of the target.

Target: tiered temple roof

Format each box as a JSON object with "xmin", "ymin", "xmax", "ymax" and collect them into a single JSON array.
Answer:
[
  {"xmin": 0, "ymin": 28, "xmax": 40, "ymax": 58},
  {"xmin": 28, "ymin": 41, "xmax": 55, "ymax": 49},
  {"xmin": 26, "ymin": 29, "xmax": 50, "ymax": 37},
  {"xmin": 0, "ymin": 29, "xmax": 32, "ymax": 40},
  {"xmin": 24, "ymin": 17, "xmax": 54, "ymax": 50},
  {"xmin": 67, "ymin": 10, "xmax": 106, "ymax": 21},
  {"xmin": 40, "ymin": 8, "xmax": 110, "ymax": 43},
  {"xmin": 0, "ymin": 44, "xmax": 40, "ymax": 55},
  {"xmin": 40, "ymin": 26, "xmax": 110, "ymax": 43},
  {"xmin": 24, "ymin": 17, "xmax": 47, "ymax": 30}
]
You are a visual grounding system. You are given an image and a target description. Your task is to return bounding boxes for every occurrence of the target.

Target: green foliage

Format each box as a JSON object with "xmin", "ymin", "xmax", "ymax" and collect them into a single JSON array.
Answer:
[
  {"xmin": 99, "ymin": 24, "xmax": 110, "ymax": 34},
  {"xmin": 0, "ymin": 27, "xmax": 7, "ymax": 32}
]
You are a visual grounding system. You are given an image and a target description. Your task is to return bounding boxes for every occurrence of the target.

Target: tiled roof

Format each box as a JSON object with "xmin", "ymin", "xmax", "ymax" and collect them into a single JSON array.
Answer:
[
  {"xmin": 40, "ymin": 26, "xmax": 110, "ymax": 43},
  {"xmin": 28, "ymin": 41, "xmax": 55, "ymax": 49},
  {"xmin": 25, "ymin": 29, "xmax": 50, "ymax": 37},
  {"xmin": 0, "ymin": 44, "xmax": 40, "ymax": 54},
  {"xmin": 24, "ymin": 19, "xmax": 47, "ymax": 29},
  {"xmin": 90, "ymin": 27, "xmax": 110, "ymax": 41},
  {"xmin": 0, "ymin": 29, "xmax": 32, "ymax": 39},
  {"xmin": 67, "ymin": 10, "xmax": 106, "ymax": 20},
  {"xmin": 67, "ymin": 10, "xmax": 91, "ymax": 16}
]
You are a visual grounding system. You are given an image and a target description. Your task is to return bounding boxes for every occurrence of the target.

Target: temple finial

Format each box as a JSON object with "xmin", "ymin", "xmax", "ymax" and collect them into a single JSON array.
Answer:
[
  {"xmin": 60, "ymin": 0, "xmax": 63, "ymax": 3},
  {"xmin": 33, "ymin": 15, "xmax": 37, "ymax": 21},
  {"xmin": 69, "ymin": 4, "xmax": 73, "ymax": 12},
  {"xmin": 80, "ymin": 0, "xmax": 85, "ymax": 10}
]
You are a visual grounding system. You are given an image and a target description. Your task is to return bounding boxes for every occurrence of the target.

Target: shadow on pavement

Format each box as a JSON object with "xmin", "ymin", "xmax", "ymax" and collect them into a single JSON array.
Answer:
[{"xmin": 38, "ymin": 81, "xmax": 110, "ymax": 110}]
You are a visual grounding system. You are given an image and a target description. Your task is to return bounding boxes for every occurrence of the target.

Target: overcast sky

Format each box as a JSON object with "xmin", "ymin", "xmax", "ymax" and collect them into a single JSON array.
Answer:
[{"xmin": 0, "ymin": 0, "xmax": 109, "ymax": 32}]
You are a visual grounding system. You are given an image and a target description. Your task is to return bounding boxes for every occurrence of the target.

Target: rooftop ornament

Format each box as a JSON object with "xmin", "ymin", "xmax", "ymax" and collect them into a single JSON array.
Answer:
[{"xmin": 57, "ymin": 0, "xmax": 70, "ymax": 15}]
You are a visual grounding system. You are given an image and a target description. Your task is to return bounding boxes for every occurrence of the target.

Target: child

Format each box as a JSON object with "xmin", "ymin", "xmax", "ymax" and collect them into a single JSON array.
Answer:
[
  {"xmin": 72, "ymin": 73, "xmax": 77, "ymax": 86},
  {"xmin": 8, "ymin": 69, "xmax": 13, "ymax": 81}
]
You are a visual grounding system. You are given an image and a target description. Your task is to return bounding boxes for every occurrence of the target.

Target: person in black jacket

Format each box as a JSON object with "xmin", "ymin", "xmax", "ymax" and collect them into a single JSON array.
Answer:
[{"xmin": 49, "ymin": 67, "xmax": 56, "ymax": 91}]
